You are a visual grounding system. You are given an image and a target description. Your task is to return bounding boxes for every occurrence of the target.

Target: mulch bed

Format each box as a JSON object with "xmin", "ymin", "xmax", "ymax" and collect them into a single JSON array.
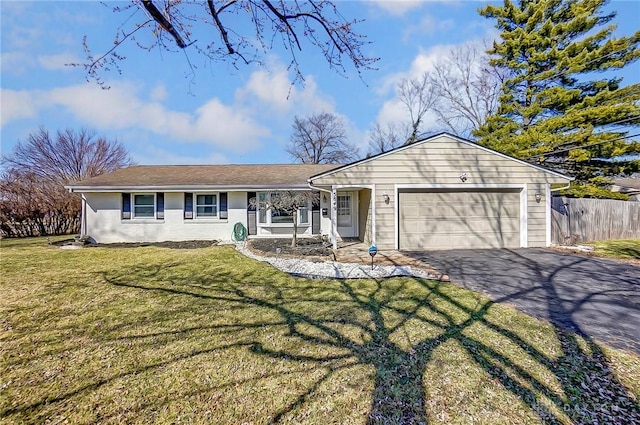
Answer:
[
  {"xmin": 248, "ymin": 237, "xmax": 334, "ymax": 259},
  {"xmin": 51, "ymin": 239, "xmax": 218, "ymax": 250}
]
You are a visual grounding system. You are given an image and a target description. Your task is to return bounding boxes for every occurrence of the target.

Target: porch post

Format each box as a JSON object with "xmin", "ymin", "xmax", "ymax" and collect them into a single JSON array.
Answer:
[
  {"xmin": 370, "ymin": 185, "xmax": 376, "ymax": 246},
  {"xmin": 81, "ymin": 194, "xmax": 87, "ymax": 236},
  {"xmin": 331, "ymin": 186, "xmax": 338, "ymax": 249}
]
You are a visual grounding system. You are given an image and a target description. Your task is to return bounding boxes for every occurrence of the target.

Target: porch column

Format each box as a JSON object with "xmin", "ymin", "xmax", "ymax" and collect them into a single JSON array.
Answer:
[
  {"xmin": 81, "ymin": 194, "xmax": 87, "ymax": 236},
  {"xmin": 371, "ymin": 185, "xmax": 376, "ymax": 246},
  {"xmin": 331, "ymin": 186, "xmax": 338, "ymax": 249}
]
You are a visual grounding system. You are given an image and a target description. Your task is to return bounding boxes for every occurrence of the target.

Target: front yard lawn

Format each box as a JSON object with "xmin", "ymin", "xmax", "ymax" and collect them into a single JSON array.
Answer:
[
  {"xmin": 1, "ymin": 237, "xmax": 639, "ymax": 424},
  {"xmin": 586, "ymin": 238, "xmax": 640, "ymax": 262}
]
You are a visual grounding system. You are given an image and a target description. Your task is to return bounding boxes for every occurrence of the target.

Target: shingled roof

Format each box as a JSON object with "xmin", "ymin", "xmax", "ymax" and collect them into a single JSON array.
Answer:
[{"xmin": 66, "ymin": 164, "xmax": 341, "ymax": 191}]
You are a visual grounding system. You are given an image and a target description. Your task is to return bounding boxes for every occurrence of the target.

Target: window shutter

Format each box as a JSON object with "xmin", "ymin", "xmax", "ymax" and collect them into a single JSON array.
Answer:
[
  {"xmin": 184, "ymin": 193, "xmax": 193, "ymax": 219},
  {"xmin": 122, "ymin": 193, "xmax": 131, "ymax": 220},
  {"xmin": 156, "ymin": 193, "xmax": 165, "ymax": 219},
  {"xmin": 219, "ymin": 192, "xmax": 228, "ymax": 219}
]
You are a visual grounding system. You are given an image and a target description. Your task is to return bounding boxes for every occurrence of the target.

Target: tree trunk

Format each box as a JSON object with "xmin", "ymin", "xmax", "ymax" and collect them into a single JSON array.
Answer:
[{"xmin": 291, "ymin": 211, "xmax": 298, "ymax": 248}]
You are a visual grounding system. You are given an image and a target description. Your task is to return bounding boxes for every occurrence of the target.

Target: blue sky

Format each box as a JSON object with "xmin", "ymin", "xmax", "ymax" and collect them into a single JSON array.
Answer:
[{"xmin": 2, "ymin": 0, "xmax": 639, "ymax": 165}]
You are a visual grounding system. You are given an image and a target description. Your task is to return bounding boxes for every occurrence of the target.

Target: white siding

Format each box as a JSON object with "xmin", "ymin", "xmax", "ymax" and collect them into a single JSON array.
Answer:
[{"xmin": 84, "ymin": 192, "xmax": 248, "ymax": 243}]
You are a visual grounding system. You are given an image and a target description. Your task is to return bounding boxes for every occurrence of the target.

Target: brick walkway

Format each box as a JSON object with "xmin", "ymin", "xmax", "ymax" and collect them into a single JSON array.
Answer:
[{"xmin": 333, "ymin": 240, "xmax": 448, "ymax": 281}]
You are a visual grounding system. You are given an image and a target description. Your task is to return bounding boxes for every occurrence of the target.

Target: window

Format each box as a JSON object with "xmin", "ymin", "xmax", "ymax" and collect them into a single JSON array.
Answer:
[
  {"xmin": 122, "ymin": 193, "xmax": 163, "ymax": 220},
  {"xmin": 270, "ymin": 193, "xmax": 293, "ymax": 224},
  {"xmin": 196, "ymin": 194, "xmax": 217, "ymax": 217},
  {"xmin": 258, "ymin": 192, "xmax": 268, "ymax": 224},
  {"xmin": 337, "ymin": 195, "xmax": 351, "ymax": 226},
  {"xmin": 184, "ymin": 192, "xmax": 228, "ymax": 220},
  {"xmin": 134, "ymin": 194, "xmax": 155, "ymax": 218},
  {"xmin": 256, "ymin": 192, "xmax": 311, "ymax": 226},
  {"xmin": 299, "ymin": 206, "xmax": 309, "ymax": 224}
]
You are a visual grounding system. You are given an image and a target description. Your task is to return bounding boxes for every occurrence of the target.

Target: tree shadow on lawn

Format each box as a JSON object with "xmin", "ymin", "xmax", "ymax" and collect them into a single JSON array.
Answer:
[{"xmin": 5, "ymin": 255, "xmax": 639, "ymax": 424}]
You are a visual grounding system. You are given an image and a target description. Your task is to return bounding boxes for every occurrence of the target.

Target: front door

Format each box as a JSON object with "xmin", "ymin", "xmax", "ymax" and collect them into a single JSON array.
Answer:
[{"xmin": 337, "ymin": 191, "xmax": 357, "ymax": 238}]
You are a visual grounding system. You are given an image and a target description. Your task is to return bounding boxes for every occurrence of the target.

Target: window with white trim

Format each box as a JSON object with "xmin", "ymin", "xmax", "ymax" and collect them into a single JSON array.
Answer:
[
  {"xmin": 196, "ymin": 194, "xmax": 218, "ymax": 217},
  {"xmin": 133, "ymin": 193, "xmax": 155, "ymax": 218},
  {"xmin": 257, "ymin": 192, "xmax": 311, "ymax": 226},
  {"xmin": 337, "ymin": 195, "xmax": 351, "ymax": 226}
]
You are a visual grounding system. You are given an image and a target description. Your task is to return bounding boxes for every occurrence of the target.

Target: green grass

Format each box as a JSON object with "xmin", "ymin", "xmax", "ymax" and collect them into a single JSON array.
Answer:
[
  {"xmin": 586, "ymin": 238, "xmax": 640, "ymax": 261},
  {"xmin": 1, "ymin": 237, "xmax": 639, "ymax": 424}
]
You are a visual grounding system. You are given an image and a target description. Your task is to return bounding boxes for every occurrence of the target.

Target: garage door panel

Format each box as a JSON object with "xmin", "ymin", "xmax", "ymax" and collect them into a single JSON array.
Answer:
[{"xmin": 399, "ymin": 190, "xmax": 521, "ymax": 250}]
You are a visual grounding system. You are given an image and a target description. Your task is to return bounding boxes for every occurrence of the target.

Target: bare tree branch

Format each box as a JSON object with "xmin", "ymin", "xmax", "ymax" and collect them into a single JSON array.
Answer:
[
  {"xmin": 431, "ymin": 43, "xmax": 505, "ymax": 138},
  {"xmin": 141, "ymin": 0, "xmax": 187, "ymax": 48},
  {"xmin": 74, "ymin": 1, "xmax": 379, "ymax": 88},
  {"xmin": 1, "ymin": 128, "xmax": 134, "ymax": 237},
  {"xmin": 287, "ymin": 112, "xmax": 359, "ymax": 164}
]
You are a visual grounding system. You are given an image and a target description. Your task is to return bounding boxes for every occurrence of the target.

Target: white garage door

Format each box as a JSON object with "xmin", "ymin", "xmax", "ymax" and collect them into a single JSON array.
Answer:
[{"xmin": 399, "ymin": 189, "xmax": 521, "ymax": 250}]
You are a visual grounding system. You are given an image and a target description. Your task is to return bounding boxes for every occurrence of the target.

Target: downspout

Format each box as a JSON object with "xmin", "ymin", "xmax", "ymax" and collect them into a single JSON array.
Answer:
[{"xmin": 308, "ymin": 181, "xmax": 337, "ymax": 249}]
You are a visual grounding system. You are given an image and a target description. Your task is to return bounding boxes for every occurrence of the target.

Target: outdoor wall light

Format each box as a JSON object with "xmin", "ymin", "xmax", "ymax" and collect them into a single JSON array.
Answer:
[
  {"xmin": 535, "ymin": 192, "xmax": 542, "ymax": 203},
  {"xmin": 460, "ymin": 172, "xmax": 467, "ymax": 182},
  {"xmin": 322, "ymin": 193, "xmax": 328, "ymax": 203},
  {"xmin": 382, "ymin": 191, "xmax": 390, "ymax": 204}
]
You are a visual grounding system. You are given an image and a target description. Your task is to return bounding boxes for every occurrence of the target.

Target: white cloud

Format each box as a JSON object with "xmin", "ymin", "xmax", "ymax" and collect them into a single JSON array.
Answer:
[
  {"xmin": 149, "ymin": 84, "xmax": 168, "ymax": 102},
  {"xmin": 47, "ymin": 82, "xmax": 270, "ymax": 153},
  {"xmin": 373, "ymin": 41, "xmax": 485, "ymax": 133},
  {"xmin": 1, "ymin": 57, "xmax": 348, "ymax": 158},
  {"xmin": 0, "ymin": 89, "xmax": 38, "ymax": 126},
  {"xmin": 403, "ymin": 15, "xmax": 455, "ymax": 42},
  {"xmin": 0, "ymin": 52, "xmax": 37, "ymax": 74},
  {"xmin": 368, "ymin": 0, "xmax": 424, "ymax": 17},
  {"xmin": 375, "ymin": 44, "xmax": 454, "ymax": 97},
  {"xmin": 237, "ymin": 64, "xmax": 335, "ymax": 118},
  {"xmin": 37, "ymin": 53, "xmax": 82, "ymax": 71}
]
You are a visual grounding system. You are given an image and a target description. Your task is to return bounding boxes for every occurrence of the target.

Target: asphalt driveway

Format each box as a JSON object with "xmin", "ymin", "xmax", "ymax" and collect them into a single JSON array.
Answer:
[{"xmin": 408, "ymin": 248, "xmax": 640, "ymax": 353}]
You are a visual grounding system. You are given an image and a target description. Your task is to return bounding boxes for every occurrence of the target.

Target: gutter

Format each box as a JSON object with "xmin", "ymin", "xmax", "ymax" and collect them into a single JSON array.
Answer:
[
  {"xmin": 65, "ymin": 184, "xmax": 314, "ymax": 193},
  {"xmin": 550, "ymin": 183, "xmax": 571, "ymax": 192}
]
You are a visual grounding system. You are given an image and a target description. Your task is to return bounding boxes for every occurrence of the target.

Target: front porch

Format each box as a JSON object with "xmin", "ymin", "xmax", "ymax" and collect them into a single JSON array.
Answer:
[{"xmin": 317, "ymin": 186, "xmax": 375, "ymax": 249}]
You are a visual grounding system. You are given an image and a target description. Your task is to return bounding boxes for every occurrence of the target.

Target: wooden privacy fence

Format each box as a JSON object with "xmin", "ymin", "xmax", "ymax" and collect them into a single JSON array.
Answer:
[{"xmin": 551, "ymin": 196, "xmax": 640, "ymax": 244}]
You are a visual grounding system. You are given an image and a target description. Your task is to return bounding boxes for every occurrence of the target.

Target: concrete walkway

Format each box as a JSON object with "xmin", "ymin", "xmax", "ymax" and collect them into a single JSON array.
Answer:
[{"xmin": 403, "ymin": 248, "xmax": 640, "ymax": 353}]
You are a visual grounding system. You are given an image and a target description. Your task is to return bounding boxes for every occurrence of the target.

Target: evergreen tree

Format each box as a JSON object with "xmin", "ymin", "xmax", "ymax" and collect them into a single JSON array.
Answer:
[{"xmin": 475, "ymin": 0, "xmax": 640, "ymax": 198}]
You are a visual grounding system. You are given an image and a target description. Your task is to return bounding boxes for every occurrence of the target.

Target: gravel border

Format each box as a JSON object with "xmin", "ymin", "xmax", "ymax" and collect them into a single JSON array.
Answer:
[{"xmin": 237, "ymin": 244, "xmax": 440, "ymax": 280}]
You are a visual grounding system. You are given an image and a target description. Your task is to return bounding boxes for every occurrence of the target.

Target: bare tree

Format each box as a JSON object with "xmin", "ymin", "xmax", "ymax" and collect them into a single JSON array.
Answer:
[
  {"xmin": 287, "ymin": 112, "xmax": 359, "ymax": 164},
  {"xmin": 76, "ymin": 1, "xmax": 378, "ymax": 88},
  {"xmin": 367, "ymin": 44, "xmax": 503, "ymax": 155},
  {"xmin": 398, "ymin": 73, "xmax": 439, "ymax": 145},
  {"xmin": 1, "ymin": 128, "xmax": 133, "ymax": 237},
  {"xmin": 367, "ymin": 73, "xmax": 439, "ymax": 155},
  {"xmin": 367, "ymin": 122, "xmax": 410, "ymax": 156},
  {"xmin": 4, "ymin": 127, "xmax": 133, "ymax": 184},
  {"xmin": 0, "ymin": 171, "xmax": 79, "ymax": 238},
  {"xmin": 249, "ymin": 191, "xmax": 319, "ymax": 247},
  {"xmin": 430, "ymin": 43, "xmax": 504, "ymax": 138}
]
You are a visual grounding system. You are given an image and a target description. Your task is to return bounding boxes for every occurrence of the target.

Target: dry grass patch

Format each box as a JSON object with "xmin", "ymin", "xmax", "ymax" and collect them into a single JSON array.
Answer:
[
  {"xmin": 587, "ymin": 238, "xmax": 640, "ymax": 262},
  {"xmin": 1, "ymin": 237, "xmax": 639, "ymax": 424}
]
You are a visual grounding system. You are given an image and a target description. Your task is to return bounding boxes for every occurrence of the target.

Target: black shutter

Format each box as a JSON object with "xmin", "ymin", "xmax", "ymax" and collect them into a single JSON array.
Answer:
[
  {"xmin": 247, "ymin": 192, "xmax": 257, "ymax": 235},
  {"xmin": 122, "ymin": 193, "xmax": 131, "ymax": 220},
  {"xmin": 156, "ymin": 193, "xmax": 164, "ymax": 219},
  {"xmin": 311, "ymin": 191, "xmax": 320, "ymax": 234},
  {"xmin": 219, "ymin": 192, "xmax": 228, "ymax": 219},
  {"xmin": 184, "ymin": 193, "xmax": 193, "ymax": 219}
]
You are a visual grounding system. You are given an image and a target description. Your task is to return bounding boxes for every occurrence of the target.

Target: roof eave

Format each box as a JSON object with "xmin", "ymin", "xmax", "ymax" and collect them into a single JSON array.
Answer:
[
  {"xmin": 66, "ymin": 184, "xmax": 313, "ymax": 193},
  {"xmin": 308, "ymin": 132, "xmax": 574, "ymax": 182}
]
